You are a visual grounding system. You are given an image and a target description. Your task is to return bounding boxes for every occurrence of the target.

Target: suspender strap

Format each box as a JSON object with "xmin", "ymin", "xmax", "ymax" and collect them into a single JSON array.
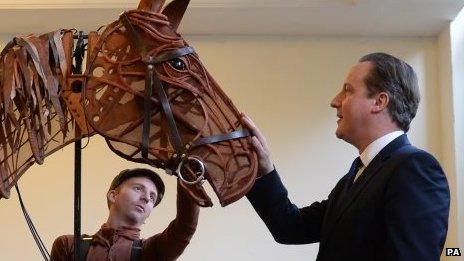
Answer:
[
  {"xmin": 79, "ymin": 236, "xmax": 92, "ymax": 261},
  {"xmin": 130, "ymin": 239, "xmax": 143, "ymax": 261}
]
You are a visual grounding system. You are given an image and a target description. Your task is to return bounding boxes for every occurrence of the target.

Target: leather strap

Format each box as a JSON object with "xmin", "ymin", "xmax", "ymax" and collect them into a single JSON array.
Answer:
[
  {"xmin": 151, "ymin": 65, "xmax": 184, "ymax": 152},
  {"xmin": 121, "ymin": 13, "xmax": 155, "ymax": 158},
  {"xmin": 79, "ymin": 236, "xmax": 92, "ymax": 261},
  {"xmin": 130, "ymin": 239, "xmax": 142, "ymax": 261},
  {"xmin": 141, "ymin": 64, "xmax": 155, "ymax": 158},
  {"xmin": 153, "ymin": 46, "xmax": 194, "ymax": 63},
  {"xmin": 120, "ymin": 14, "xmax": 147, "ymax": 57},
  {"xmin": 121, "ymin": 13, "xmax": 190, "ymax": 157},
  {"xmin": 191, "ymin": 129, "xmax": 250, "ymax": 148}
]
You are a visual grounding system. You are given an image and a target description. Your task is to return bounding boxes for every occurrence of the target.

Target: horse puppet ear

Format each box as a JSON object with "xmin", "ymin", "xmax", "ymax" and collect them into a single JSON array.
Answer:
[
  {"xmin": 162, "ymin": 0, "xmax": 190, "ymax": 31},
  {"xmin": 137, "ymin": 0, "xmax": 167, "ymax": 12}
]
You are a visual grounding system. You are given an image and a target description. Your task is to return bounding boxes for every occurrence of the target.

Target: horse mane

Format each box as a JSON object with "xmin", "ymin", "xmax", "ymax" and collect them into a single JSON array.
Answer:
[
  {"xmin": 0, "ymin": 9, "xmax": 185, "ymax": 200},
  {"xmin": 0, "ymin": 9, "xmax": 187, "ymax": 199},
  {"xmin": 0, "ymin": 30, "xmax": 84, "ymax": 198}
]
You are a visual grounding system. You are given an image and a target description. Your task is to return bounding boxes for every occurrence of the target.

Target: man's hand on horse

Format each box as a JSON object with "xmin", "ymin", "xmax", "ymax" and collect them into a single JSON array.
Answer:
[{"xmin": 241, "ymin": 114, "xmax": 274, "ymax": 176}]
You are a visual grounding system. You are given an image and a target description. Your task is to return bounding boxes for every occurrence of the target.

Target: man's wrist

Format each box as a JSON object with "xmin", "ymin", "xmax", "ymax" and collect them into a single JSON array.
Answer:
[{"xmin": 258, "ymin": 165, "xmax": 275, "ymax": 178}]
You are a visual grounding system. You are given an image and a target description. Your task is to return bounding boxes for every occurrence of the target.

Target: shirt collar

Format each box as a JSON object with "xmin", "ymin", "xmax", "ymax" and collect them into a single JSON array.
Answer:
[{"xmin": 359, "ymin": 131, "xmax": 404, "ymax": 167}]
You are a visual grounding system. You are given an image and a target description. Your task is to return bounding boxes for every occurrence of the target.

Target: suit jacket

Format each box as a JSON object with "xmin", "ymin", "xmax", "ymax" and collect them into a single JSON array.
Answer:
[{"xmin": 247, "ymin": 135, "xmax": 450, "ymax": 261}]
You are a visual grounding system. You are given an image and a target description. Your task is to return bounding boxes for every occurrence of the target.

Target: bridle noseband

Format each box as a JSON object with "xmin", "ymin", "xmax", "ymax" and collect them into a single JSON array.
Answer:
[{"xmin": 120, "ymin": 13, "xmax": 250, "ymax": 185}]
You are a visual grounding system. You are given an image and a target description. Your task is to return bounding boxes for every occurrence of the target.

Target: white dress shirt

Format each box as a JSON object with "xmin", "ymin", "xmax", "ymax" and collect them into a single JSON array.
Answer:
[{"xmin": 354, "ymin": 131, "xmax": 404, "ymax": 182}]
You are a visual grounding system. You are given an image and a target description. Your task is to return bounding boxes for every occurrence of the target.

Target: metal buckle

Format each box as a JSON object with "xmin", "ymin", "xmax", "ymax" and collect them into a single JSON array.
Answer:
[{"xmin": 176, "ymin": 156, "xmax": 205, "ymax": 185}]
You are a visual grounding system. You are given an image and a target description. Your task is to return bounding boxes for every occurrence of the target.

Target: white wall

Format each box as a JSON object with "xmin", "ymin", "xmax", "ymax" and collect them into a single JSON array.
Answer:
[
  {"xmin": 450, "ymin": 8, "xmax": 464, "ymax": 254},
  {"xmin": 436, "ymin": 7, "xmax": 464, "ymax": 259},
  {"xmin": 438, "ymin": 25, "xmax": 461, "ymax": 258},
  {"xmin": 0, "ymin": 35, "xmax": 446, "ymax": 260}
]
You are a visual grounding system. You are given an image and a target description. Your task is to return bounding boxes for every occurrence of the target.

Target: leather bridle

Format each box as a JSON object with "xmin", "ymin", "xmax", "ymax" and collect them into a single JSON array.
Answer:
[{"xmin": 120, "ymin": 13, "xmax": 250, "ymax": 185}]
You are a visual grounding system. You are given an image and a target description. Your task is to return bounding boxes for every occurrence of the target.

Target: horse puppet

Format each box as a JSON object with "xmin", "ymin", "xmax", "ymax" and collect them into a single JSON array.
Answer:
[{"xmin": 0, "ymin": 0, "xmax": 259, "ymax": 207}]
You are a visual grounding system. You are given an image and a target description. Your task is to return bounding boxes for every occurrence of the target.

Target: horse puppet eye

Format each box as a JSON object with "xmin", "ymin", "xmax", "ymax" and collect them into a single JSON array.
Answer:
[{"xmin": 169, "ymin": 58, "xmax": 187, "ymax": 71}]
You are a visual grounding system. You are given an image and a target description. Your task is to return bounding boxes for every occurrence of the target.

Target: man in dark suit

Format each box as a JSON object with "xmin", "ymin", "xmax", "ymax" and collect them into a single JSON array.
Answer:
[{"xmin": 242, "ymin": 53, "xmax": 450, "ymax": 260}]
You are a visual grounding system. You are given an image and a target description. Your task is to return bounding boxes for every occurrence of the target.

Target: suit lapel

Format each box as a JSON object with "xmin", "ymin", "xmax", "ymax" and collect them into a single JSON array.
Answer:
[{"xmin": 322, "ymin": 134, "xmax": 411, "ymax": 241}]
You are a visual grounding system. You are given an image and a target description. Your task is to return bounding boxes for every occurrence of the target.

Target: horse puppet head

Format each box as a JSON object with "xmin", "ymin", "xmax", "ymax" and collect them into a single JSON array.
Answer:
[{"xmin": 82, "ymin": 0, "xmax": 258, "ymax": 207}]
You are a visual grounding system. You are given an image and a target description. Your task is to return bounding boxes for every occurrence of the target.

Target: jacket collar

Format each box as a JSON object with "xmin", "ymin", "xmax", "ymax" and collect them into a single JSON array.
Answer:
[
  {"xmin": 359, "ymin": 131, "xmax": 404, "ymax": 168},
  {"xmin": 321, "ymin": 134, "xmax": 411, "ymax": 242}
]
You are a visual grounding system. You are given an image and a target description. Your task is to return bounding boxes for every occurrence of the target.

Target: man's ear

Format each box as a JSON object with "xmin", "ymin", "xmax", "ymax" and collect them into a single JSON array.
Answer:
[
  {"xmin": 107, "ymin": 190, "xmax": 118, "ymax": 206},
  {"xmin": 372, "ymin": 92, "xmax": 389, "ymax": 113}
]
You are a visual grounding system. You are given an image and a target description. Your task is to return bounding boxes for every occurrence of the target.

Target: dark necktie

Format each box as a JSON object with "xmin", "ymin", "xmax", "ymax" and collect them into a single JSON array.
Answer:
[
  {"xmin": 353, "ymin": 158, "xmax": 365, "ymax": 183},
  {"xmin": 337, "ymin": 157, "xmax": 363, "ymax": 207},
  {"xmin": 350, "ymin": 157, "xmax": 363, "ymax": 183}
]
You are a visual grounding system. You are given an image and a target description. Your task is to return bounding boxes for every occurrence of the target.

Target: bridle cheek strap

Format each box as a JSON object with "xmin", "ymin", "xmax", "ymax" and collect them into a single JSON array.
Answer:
[{"xmin": 121, "ymin": 13, "xmax": 186, "ymax": 158}]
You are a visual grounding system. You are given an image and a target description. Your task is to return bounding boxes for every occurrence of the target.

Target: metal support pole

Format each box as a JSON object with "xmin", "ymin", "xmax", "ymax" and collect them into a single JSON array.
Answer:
[
  {"xmin": 73, "ymin": 31, "xmax": 86, "ymax": 261},
  {"xmin": 74, "ymin": 141, "xmax": 82, "ymax": 261}
]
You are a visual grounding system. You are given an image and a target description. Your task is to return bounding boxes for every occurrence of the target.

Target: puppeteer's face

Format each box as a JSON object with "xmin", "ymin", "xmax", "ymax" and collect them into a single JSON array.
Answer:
[
  {"xmin": 330, "ymin": 61, "xmax": 376, "ymax": 146},
  {"xmin": 109, "ymin": 177, "xmax": 158, "ymax": 227}
]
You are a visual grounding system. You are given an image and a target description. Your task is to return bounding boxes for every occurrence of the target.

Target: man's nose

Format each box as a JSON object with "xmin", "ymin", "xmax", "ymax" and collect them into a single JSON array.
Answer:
[
  {"xmin": 140, "ymin": 192, "xmax": 150, "ymax": 203},
  {"xmin": 330, "ymin": 92, "xmax": 341, "ymax": 108}
]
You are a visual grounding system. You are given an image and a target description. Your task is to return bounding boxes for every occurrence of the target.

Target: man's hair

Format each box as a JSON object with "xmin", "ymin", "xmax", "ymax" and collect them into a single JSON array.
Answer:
[
  {"xmin": 107, "ymin": 168, "xmax": 165, "ymax": 208},
  {"xmin": 359, "ymin": 52, "xmax": 420, "ymax": 131}
]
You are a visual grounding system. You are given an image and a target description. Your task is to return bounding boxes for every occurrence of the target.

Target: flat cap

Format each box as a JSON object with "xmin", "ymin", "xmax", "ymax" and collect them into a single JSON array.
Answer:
[{"xmin": 109, "ymin": 168, "xmax": 165, "ymax": 206}]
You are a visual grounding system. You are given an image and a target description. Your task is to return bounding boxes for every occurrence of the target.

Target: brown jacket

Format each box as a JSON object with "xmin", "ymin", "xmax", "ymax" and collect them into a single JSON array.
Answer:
[{"xmin": 50, "ymin": 185, "xmax": 199, "ymax": 261}]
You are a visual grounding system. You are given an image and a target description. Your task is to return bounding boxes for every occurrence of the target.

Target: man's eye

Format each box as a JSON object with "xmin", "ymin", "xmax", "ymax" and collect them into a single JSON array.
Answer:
[
  {"xmin": 169, "ymin": 58, "xmax": 186, "ymax": 70},
  {"xmin": 343, "ymin": 88, "xmax": 353, "ymax": 95},
  {"xmin": 134, "ymin": 186, "xmax": 141, "ymax": 191}
]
